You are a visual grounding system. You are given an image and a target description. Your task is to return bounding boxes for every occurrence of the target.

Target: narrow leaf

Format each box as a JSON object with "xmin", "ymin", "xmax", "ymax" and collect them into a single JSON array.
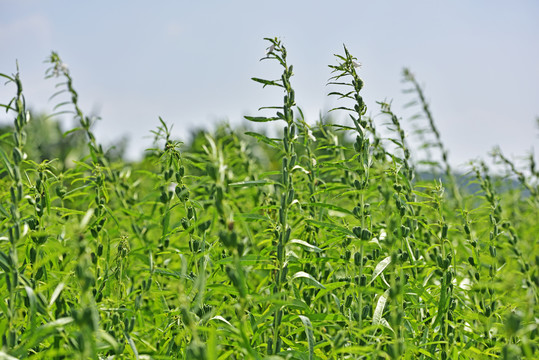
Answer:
[
  {"xmin": 373, "ymin": 289, "xmax": 390, "ymax": 326},
  {"xmin": 298, "ymin": 315, "xmax": 315, "ymax": 360},
  {"xmin": 291, "ymin": 271, "xmax": 326, "ymax": 289},
  {"xmin": 369, "ymin": 256, "xmax": 391, "ymax": 285}
]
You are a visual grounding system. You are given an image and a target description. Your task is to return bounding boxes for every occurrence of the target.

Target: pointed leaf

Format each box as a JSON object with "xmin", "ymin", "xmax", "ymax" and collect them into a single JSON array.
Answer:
[
  {"xmin": 369, "ymin": 256, "xmax": 391, "ymax": 285},
  {"xmin": 298, "ymin": 315, "xmax": 315, "ymax": 360},
  {"xmin": 373, "ymin": 289, "xmax": 390, "ymax": 326},
  {"xmin": 291, "ymin": 271, "xmax": 326, "ymax": 289}
]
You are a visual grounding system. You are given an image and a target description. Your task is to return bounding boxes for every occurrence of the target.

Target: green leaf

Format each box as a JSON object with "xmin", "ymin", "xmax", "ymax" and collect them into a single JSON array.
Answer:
[
  {"xmin": 244, "ymin": 131, "xmax": 280, "ymax": 148},
  {"xmin": 373, "ymin": 289, "xmax": 390, "ymax": 326},
  {"xmin": 287, "ymin": 239, "xmax": 323, "ymax": 253},
  {"xmin": 244, "ymin": 116, "xmax": 281, "ymax": 123},
  {"xmin": 124, "ymin": 332, "xmax": 139, "ymax": 360},
  {"xmin": 369, "ymin": 256, "xmax": 392, "ymax": 285},
  {"xmin": 298, "ymin": 315, "xmax": 315, "ymax": 360},
  {"xmin": 251, "ymin": 77, "xmax": 283, "ymax": 88},
  {"xmin": 0, "ymin": 147, "xmax": 14, "ymax": 179},
  {"xmin": 305, "ymin": 219, "xmax": 354, "ymax": 237},
  {"xmin": 48, "ymin": 282, "xmax": 65, "ymax": 308},
  {"xmin": 229, "ymin": 180, "xmax": 273, "ymax": 188},
  {"xmin": 291, "ymin": 271, "xmax": 326, "ymax": 289}
]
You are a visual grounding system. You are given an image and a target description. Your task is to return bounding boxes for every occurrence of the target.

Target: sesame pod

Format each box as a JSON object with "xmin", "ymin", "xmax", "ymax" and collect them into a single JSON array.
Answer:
[
  {"xmin": 401, "ymin": 251, "xmax": 409, "ymax": 262},
  {"xmin": 279, "ymin": 208, "xmax": 285, "ymax": 226},
  {"xmin": 97, "ymin": 244, "xmax": 103, "ymax": 257},
  {"xmin": 354, "ymin": 179, "xmax": 361, "ymax": 190},
  {"xmin": 345, "ymin": 295, "xmax": 353, "ymax": 308},
  {"xmin": 441, "ymin": 224, "xmax": 448, "ymax": 239},
  {"xmin": 287, "ymin": 188, "xmax": 294, "ymax": 205},
  {"xmin": 10, "ymin": 187, "xmax": 16, "ymax": 204},
  {"xmin": 401, "ymin": 225, "xmax": 409, "ymax": 237},
  {"xmin": 12, "ymin": 147, "xmax": 22, "ymax": 165},
  {"xmin": 283, "ymin": 226, "xmax": 291, "ymax": 244},
  {"xmin": 181, "ymin": 217, "xmax": 189, "ymax": 230},
  {"xmin": 354, "ymin": 252, "xmax": 361, "ymax": 266},
  {"xmin": 446, "ymin": 270, "xmax": 453, "ymax": 283},
  {"xmin": 283, "ymin": 134, "xmax": 289, "ymax": 152},
  {"xmin": 277, "ymin": 242, "xmax": 283, "ymax": 262},
  {"xmin": 352, "ymin": 226, "xmax": 362, "ymax": 238},
  {"xmin": 489, "ymin": 245, "xmax": 496, "ymax": 258},
  {"xmin": 360, "ymin": 274, "xmax": 367, "ymax": 286},
  {"xmin": 289, "ymin": 123, "xmax": 296, "ymax": 137},
  {"xmin": 442, "ymin": 258, "xmax": 450, "ymax": 270},
  {"xmin": 282, "ymin": 167, "xmax": 288, "ymax": 186},
  {"xmin": 436, "ymin": 255, "xmax": 443, "ymax": 268},
  {"xmin": 360, "ymin": 229, "xmax": 372, "ymax": 241},
  {"xmin": 362, "ymin": 305, "xmax": 371, "ymax": 318},
  {"xmin": 468, "ymin": 256, "xmax": 475, "ymax": 267},
  {"xmin": 187, "ymin": 206, "xmax": 194, "ymax": 219},
  {"xmin": 289, "ymin": 154, "xmax": 296, "ymax": 168},
  {"xmin": 344, "ymin": 249, "xmax": 351, "ymax": 260},
  {"xmin": 29, "ymin": 247, "xmax": 37, "ymax": 263},
  {"xmin": 280, "ymin": 264, "xmax": 288, "ymax": 283}
]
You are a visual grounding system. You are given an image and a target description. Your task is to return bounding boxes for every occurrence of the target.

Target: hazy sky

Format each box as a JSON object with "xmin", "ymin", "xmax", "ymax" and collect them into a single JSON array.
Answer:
[{"xmin": 1, "ymin": 1, "xmax": 538, "ymax": 168}]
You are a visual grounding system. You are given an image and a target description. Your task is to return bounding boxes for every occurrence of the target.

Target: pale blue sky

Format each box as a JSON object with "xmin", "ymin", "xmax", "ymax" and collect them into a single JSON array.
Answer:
[{"xmin": 1, "ymin": 1, "xmax": 538, "ymax": 167}]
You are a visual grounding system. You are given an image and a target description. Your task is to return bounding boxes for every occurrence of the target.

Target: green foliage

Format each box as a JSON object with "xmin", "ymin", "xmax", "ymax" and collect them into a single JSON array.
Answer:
[{"xmin": 0, "ymin": 39, "xmax": 537, "ymax": 359}]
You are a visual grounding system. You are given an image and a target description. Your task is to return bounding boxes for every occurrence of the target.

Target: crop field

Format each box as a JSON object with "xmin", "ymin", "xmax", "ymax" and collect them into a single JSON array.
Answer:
[{"xmin": 0, "ymin": 38, "xmax": 538, "ymax": 359}]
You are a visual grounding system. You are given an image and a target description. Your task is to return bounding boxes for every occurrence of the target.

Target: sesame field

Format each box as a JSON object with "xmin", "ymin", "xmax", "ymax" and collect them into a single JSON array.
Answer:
[{"xmin": 0, "ymin": 38, "xmax": 538, "ymax": 359}]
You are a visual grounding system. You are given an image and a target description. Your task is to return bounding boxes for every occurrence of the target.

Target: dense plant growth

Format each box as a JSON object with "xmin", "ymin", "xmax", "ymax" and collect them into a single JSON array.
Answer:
[{"xmin": 0, "ymin": 38, "xmax": 537, "ymax": 359}]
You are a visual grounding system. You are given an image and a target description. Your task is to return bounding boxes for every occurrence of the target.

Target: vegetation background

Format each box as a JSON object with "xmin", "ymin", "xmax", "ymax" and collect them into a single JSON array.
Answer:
[{"xmin": 0, "ymin": 35, "xmax": 538, "ymax": 359}]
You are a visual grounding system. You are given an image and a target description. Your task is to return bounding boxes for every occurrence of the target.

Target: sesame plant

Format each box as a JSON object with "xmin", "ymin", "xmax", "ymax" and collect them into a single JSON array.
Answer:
[{"xmin": 0, "ymin": 38, "xmax": 537, "ymax": 359}]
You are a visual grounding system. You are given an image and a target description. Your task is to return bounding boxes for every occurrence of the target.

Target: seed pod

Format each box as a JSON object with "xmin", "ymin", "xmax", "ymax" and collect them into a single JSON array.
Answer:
[
  {"xmin": 181, "ymin": 217, "xmax": 189, "ymax": 230},
  {"xmin": 352, "ymin": 226, "xmax": 362, "ymax": 238},
  {"xmin": 442, "ymin": 258, "xmax": 450, "ymax": 270},
  {"xmin": 441, "ymin": 224, "xmax": 448, "ymax": 239},
  {"xmin": 287, "ymin": 188, "xmax": 295, "ymax": 205},
  {"xmin": 97, "ymin": 244, "xmax": 103, "ymax": 257},
  {"xmin": 489, "ymin": 245, "xmax": 496, "ymax": 258},
  {"xmin": 446, "ymin": 270, "xmax": 453, "ymax": 283},
  {"xmin": 360, "ymin": 274, "xmax": 367, "ymax": 286},
  {"xmin": 400, "ymin": 225, "xmax": 409, "ymax": 238},
  {"xmin": 12, "ymin": 147, "xmax": 22, "ymax": 164},
  {"xmin": 354, "ymin": 252, "xmax": 361, "ymax": 266},
  {"xmin": 401, "ymin": 252, "xmax": 409, "ymax": 262},
  {"xmin": 283, "ymin": 226, "xmax": 291, "ymax": 244},
  {"xmin": 360, "ymin": 229, "xmax": 372, "ymax": 241},
  {"xmin": 468, "ymin": 256, "xmax": 475, "ymax": 267},
  {"xmin": 436, "ymin": 255, "xmax": 443, "ymax": 268},
  {"xmin": 29, "ymin": 247, "xmax": 37, "ymax": 263},
  {"xmin": 362, "ymin": 304, "xmax": 371, "ymax": 318}
]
